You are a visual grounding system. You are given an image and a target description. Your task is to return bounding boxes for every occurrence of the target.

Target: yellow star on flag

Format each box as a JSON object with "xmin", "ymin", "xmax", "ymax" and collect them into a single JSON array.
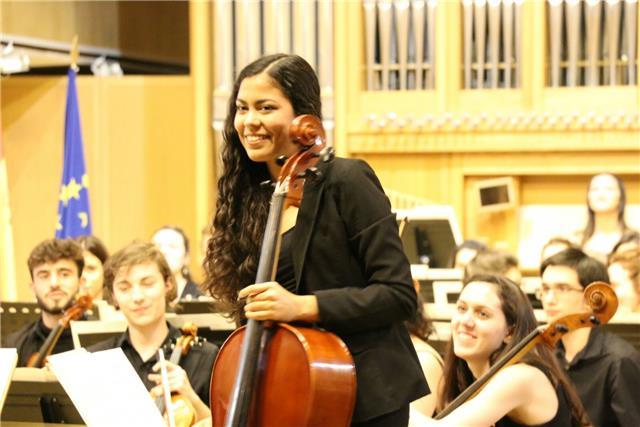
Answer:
[
  {"xmin": 59, "ymin": 184, "xmax": 70, "ymax": 206},
  {"xmin": 81, "ymin": 174, "xmax": 89, "ymax": 189},
  {"xmin": 78, "ymin": 212, "xmax": 88, "ymax": 228},
  {"xmin": 66, "ymin": 178, "xmax": 82, "ymax": 203}
]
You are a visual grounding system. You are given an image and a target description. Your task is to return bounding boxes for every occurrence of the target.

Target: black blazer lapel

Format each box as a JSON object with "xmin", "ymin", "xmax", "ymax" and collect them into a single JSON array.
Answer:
[{"xmin": 291, "ymin": 170, "xmax": 327, "ymax": 293}]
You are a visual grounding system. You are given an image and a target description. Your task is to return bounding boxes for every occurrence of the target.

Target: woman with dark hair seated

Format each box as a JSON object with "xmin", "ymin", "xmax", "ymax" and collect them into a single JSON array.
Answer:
[
  {"xmin": 76, "ymin": 235, "xmax": 109, "ymax": 301},
  {"xmin": 152, "ymin": 225, "xmax": 203, "ymax": 301},
  {"xmin": 412, "ymin": 275, "xmax": 589, "ymax": 426}
]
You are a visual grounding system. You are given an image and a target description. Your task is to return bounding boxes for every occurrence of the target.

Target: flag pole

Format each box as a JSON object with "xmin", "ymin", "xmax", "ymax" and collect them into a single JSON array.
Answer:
[
  {"xmin": 0, "ymin": 137, "xmax": 18, "ymax": 301},
  {"xmin": 70, "ymin": 35, "xmax": 79, "ymax": 72}
]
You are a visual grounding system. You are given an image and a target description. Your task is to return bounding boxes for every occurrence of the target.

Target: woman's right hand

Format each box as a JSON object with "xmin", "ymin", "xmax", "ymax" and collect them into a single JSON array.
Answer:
[{"xmin": 240, "ymin": 281, "xmax": 319, "ymax": 323}]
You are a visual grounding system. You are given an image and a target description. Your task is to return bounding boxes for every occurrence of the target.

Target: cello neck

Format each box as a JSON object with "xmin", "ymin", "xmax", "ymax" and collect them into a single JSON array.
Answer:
[{"xmin": 224, "ymin": 190, "xmax": 287, "ymax": 427}]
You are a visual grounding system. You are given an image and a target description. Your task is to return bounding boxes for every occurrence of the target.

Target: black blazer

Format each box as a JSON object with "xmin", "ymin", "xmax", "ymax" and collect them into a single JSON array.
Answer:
[{"xmin": 289, "ymin": 157, "xmax": 429, "ymax": 422}]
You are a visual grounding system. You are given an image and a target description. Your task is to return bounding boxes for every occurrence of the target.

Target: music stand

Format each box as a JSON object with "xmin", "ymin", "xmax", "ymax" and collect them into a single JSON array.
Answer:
[
  {"xmin": 1, "ymin": 301, "xmax": 99, "ymax": 340},
  {"xmin": 71, "ymin": 313, "xmax": 236, "ymax": 349},
  {"xmin": 396, "ymin": 205, "xmax": 463, "ymax": 270},
  {"xmin": 173, "ymin": 299, "xmax": 219, "ymax": 314},
  {"xmin": 1, "ymin": 367, "xmax": 84, "ymax": 424},
  {"xmin": 1, "ymin": 302, "xmax": 42, "ymax": 340},
  {"xmin": 70, "ymin": 319, "xmax": 127, "ymax": 349}
]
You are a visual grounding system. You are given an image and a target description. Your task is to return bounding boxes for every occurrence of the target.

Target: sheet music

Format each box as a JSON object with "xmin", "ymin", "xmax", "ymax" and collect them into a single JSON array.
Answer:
[
  {"xmin": 0, "ymin": 348, "xmax": 18, "ymax": 411},
  {"xmin": 47, "ymin": 348, "xmax": 164, "ymax": 427}
]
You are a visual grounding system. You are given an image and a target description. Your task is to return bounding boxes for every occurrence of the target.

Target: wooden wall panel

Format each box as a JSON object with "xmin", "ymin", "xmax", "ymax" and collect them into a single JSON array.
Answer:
[
  {"xmin": 2, "ymin": 76, "xmax": 196, "ymax": 300},
  {"xmin": 1, "ymin": 1, "xmax": 188, "ymax": 64}
]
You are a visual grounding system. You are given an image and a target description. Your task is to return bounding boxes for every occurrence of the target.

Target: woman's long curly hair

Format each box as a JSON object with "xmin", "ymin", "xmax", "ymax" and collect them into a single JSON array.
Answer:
[
  {"xmin": 437, "ymin": 275, "xmax": 590, "ymax": 426},
  {"xmin": 203, "ymin": 54, "xmax": 322, "ymax": 321}
]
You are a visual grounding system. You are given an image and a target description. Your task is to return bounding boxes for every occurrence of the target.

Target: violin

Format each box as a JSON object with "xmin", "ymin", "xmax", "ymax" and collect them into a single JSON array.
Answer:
[
  {"xmin": 157, "ymin": 322, "xmax": 202, "ymax": 427},
  {"xmin": 210, "ymin": 115, "xmax": 356, "ymax": 427},
  {"xmin": 27, "ymin": 294, "xmax": 92, "ymax": 368},
  {"xmin": 435, "ymin": 281, "xmax": 618, "ymax": 419}
]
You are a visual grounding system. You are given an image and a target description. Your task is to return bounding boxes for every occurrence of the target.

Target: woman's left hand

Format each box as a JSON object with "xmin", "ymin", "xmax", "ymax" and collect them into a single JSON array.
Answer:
[{"xmin": 239, "ymin": 281, "xmax": 319, "ymax": 323}]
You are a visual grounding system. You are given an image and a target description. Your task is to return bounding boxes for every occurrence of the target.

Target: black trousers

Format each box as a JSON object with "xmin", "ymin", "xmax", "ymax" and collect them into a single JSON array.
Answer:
[{"xmin": 350, "ymin": 405, "xmax": 410, "ymax": 427}]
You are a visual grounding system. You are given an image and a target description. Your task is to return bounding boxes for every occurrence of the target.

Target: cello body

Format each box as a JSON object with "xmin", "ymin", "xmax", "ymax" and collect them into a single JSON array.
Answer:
[{"xmin": 210, "ymin": 322, "xmax": 356, "ymax": 427}]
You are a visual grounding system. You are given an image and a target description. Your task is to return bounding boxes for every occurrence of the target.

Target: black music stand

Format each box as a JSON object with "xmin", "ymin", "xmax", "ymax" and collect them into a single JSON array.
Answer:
[
  {"xmin": 397, "ymin": 206, "xmax": 462, "ymax": 269},
  {"xmin": 1, "ymin": 301, "xmax": 99, "ymax": 340},
  {"xmin": 1, "ymin": 369, "xmax": 84, "ymax": 424},
  {"xmin": 173, "ymin": 299, "xmax": 219, "ymax": 314},
  {"xmin": 1, "ymin": 302, "xmax": 42, "ymax": 339}
]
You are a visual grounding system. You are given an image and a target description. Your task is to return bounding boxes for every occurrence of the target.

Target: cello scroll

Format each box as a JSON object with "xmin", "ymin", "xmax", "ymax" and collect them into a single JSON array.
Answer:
[{"xmin": 539, "ymin": 281, "xmax": 618, "ymax": 347}]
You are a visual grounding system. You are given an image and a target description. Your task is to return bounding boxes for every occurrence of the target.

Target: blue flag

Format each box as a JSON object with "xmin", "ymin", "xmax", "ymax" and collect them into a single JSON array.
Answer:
[{"xmin": 55, "ymin": 68, "xmax": 92, "ymax": 238}]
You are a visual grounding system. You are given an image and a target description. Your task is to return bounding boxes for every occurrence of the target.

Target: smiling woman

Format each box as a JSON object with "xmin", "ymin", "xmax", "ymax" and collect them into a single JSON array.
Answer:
[
  {"xmin": 234, "ymin": 72, "xmax": 297, "ymax": 179},
  {"xmin": 204, "ymin": 54, "xmax": 428, "ymax": 426},
  {"xmin": 419, "ymin": 275, "xmax": 590, "ymax": 427}
]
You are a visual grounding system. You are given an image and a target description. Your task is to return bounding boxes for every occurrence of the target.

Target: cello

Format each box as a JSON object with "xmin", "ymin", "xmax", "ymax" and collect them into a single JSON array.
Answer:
[
  {"xmin": 26, "ymin": 294, "xmax": 92, "ymax": 368},
  {"xmin": 210, "ymin": 115, "xmax": 357, "ymax": 427},
  {"xmin": 435, "ymin": 281, "xmax": 618, "ymax": 419}
]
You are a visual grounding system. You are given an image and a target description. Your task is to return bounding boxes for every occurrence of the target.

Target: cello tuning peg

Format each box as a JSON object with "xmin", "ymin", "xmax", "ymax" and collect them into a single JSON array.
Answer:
[
  {"xmin": 313, "ymin": 147, "xmax": 335, "ymax": 163},
  {"xmin": 298, "ymin": 167, "xmax": 321, "ymax": 180},
  {"xmin": 276, "ymin": 155, "xmax": 288, "ymax": 166},
  {"xmin": 554, "ymin": 323, "xmax": 569, "ymax": 334},
  {"xmin": 589, "ymin": 315, "xmax": 601, "ymax": 326}
]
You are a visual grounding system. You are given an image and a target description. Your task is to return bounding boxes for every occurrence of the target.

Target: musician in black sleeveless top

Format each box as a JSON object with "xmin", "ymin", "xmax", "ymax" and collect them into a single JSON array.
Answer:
[
  {"xmin": 203, "ymin": 53, "xmax": 428, "ymax": 426},
  {"xmin": 411, "ymin": 275, "xmax": 589, "ymax": 426},
  {"xmin": 2, "ymin": 238, "xmax": 85, "ymax": 366}
]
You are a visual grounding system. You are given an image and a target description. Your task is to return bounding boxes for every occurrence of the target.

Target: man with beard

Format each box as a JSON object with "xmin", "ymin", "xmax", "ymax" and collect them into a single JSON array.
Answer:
[{"xmin": 3, "ymin": 238, "xmax": 85, "ymax": 366}]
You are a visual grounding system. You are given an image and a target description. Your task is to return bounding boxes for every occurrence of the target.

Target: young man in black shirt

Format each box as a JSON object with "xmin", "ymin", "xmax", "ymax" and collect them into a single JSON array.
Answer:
[
  {"xmin": 3, "ymin": 238, "xmax": 85, "ymax": 366},
  {"xmin": 540, "ymin": 248, "xmax": 640, "ymax": 427},
  {"xmin": 90, "ymin": 241, "xmax": 217, "ymax": 424}
]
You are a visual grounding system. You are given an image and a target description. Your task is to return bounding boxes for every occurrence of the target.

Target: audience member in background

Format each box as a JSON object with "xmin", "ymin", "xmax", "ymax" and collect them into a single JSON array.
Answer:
[
  {"xmin": 608, "ymin": 248, "xmax": 640, "ymax": 313},
  {"xmin": 449, "ymin": 239, "xmax": 487, "ymax": 270},
  {"xmin": 200, "ymin": 225, "xmax": 212, "ymax": 266},
  {"xmin": 463, "ymin": 249, "xmax": 521, "ymax": 286},
  {"xmin": 406, "ymin": 291, "xmax": 443, "ymax": 419},
  {"xmin": 2, "ymin": 239, "xmax": 85, "ymax": 366},
  {"xmin": 412, "ymin": 275, "xmax": 589, "ymax": 426},
  {"xmin": 540, "ymin": 248, "xmax": 640, "ymax": 427},
  {"xmin": 76, "ymin": 235, "xmax": 109, "ymax": 301},
  {"xmin": 541, "ymin": 236, "xmax": 577, "ymax": 263},
  {"xmin": 574, "ymin": 173, "xmax": 634, "ymax": 264},
  {"xmin": 610, "ymin": 230, "xmax": 640, "ymax": 259},
  {"xmin": 152, "ymin": 226, "xmax": 203, "ymax": 301},
  {"xmin": 90, "ymin": 242, "xmax": 217, "ymax": 423}
]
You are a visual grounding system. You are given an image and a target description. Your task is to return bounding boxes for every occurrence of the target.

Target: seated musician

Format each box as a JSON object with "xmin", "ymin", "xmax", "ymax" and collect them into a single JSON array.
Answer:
[
  {"xmin": 151, "ymin": 225, "xmax": 203, "ymax": 301},
  {"xmin": 412, "ymin": 274, "xmax": 589, "ymax": 426},
  {"xmin": 463, "ymin": 249, "xmax": 522, "ymax": 286},
  {"xmin": 2, "ymin": 238, "xmax": 85, "ymax": 367},
  {"xmin": 540, "ymin": 248, "xmax": 640, "ymax": 427},
  {"xmin": 89, "ymin": 242, "xmax": 218, "ymax": 423},
  {"xmin": 608, "ymin": 247, "xmax": 640, "ymax": 313}
]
